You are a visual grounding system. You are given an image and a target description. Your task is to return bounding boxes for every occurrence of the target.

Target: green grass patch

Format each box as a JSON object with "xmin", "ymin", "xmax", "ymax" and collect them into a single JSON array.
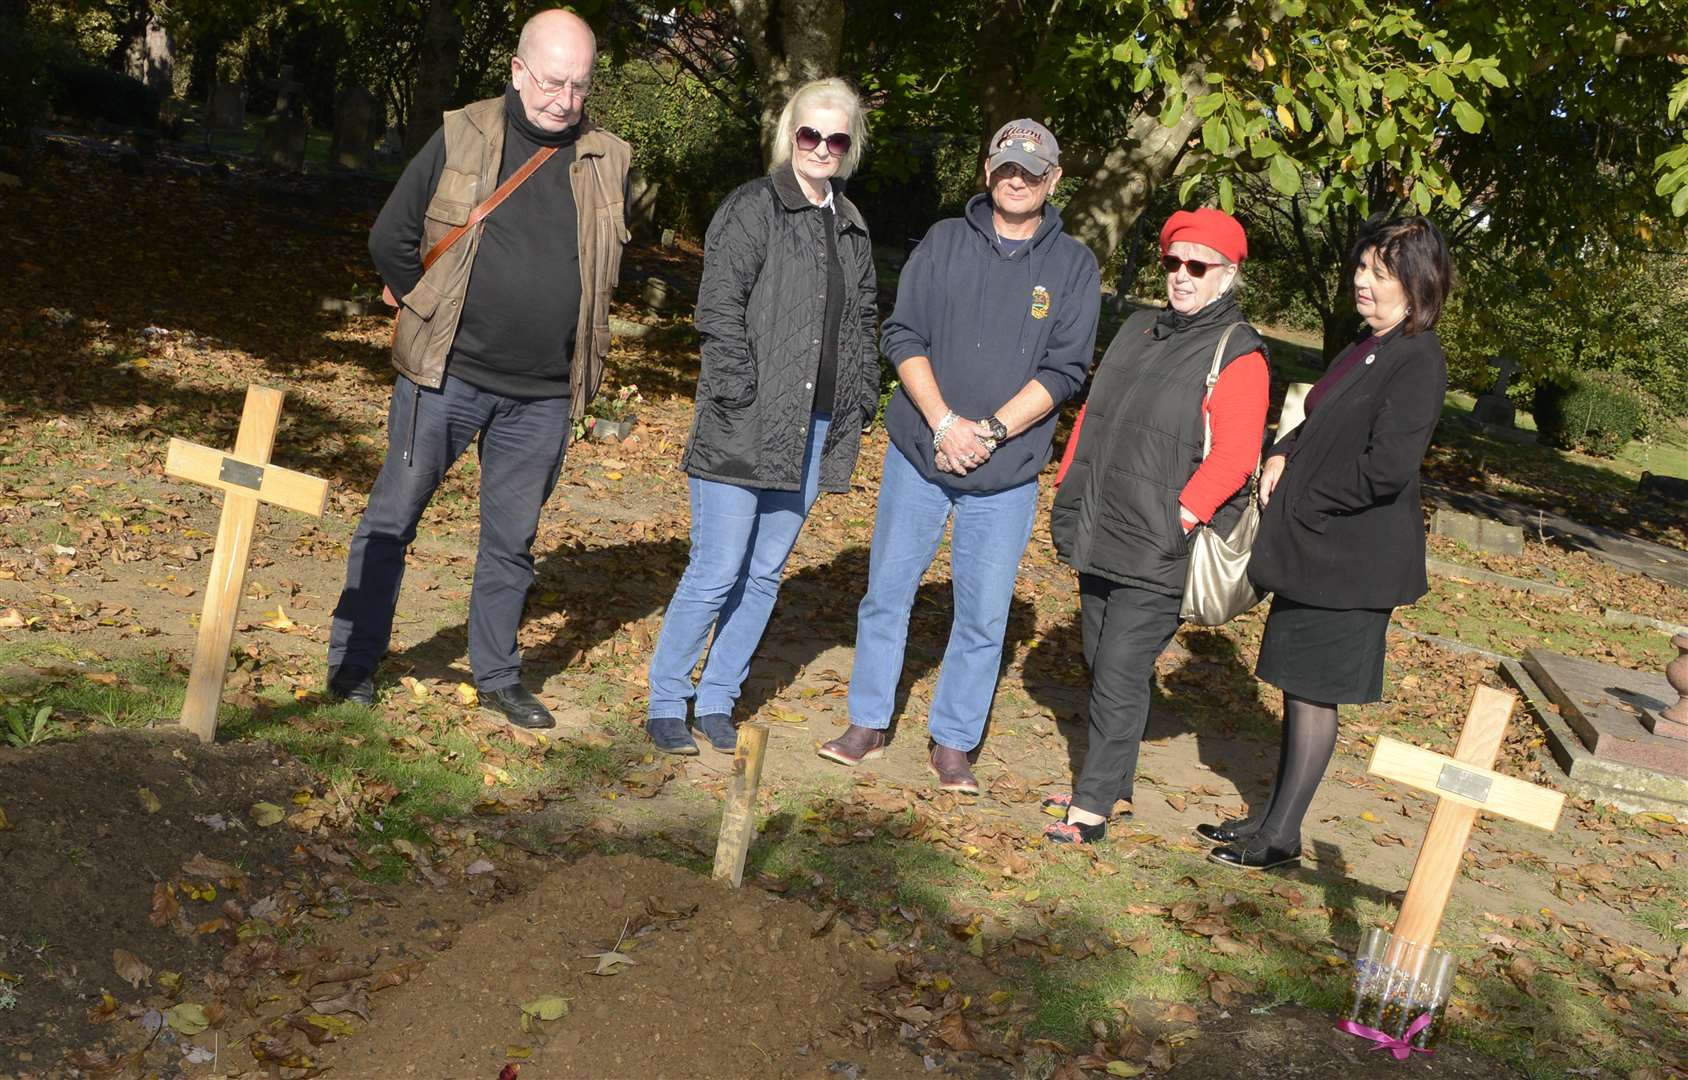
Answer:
[{"xmin": 0, "ymin": 641, "xmax": 644, "ymax": 882}]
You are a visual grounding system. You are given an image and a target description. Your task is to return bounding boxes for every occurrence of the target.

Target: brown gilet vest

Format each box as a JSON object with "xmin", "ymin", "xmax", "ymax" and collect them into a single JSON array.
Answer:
[{"xmin": 391, "ymin": 97, "xmax": 632, "ymax": 420}]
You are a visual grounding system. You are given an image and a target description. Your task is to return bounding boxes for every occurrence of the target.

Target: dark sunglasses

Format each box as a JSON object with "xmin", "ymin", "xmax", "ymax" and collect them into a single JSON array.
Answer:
[
  {"xmin": 795, "ymin": 126, "xmax": 852, "ymax": 156},
  {"xmin": 1160, "ymin": 254, "xmax": 1227, "ymax": 278}
]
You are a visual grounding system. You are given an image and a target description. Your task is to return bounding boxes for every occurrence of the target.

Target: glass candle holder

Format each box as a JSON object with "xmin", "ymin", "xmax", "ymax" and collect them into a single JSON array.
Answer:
[
  {"xmin": 1405, "ymin": 948, "xmax": 1456, "ymax": 1050},
  {"xmin": 1376, "ymin": 937, "xmax": 1426, "ymax": 1039},
  {"xmin": 1342, "ymin": 927, "xmax": 1391, "ymax": 1027}
]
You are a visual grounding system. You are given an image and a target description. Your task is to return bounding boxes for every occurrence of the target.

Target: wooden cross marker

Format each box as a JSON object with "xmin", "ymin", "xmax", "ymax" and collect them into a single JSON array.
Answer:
[
  {"xmin": 1368, "ymin": 686, "xmax": 1565, "ymax": 949},
  {"xmin": 164, "ymin": 385, "xmax": 329, "ymax": 743},
  {"xmin": 712, "ymin": 722, "xmax": 770, "ymax": 887}
]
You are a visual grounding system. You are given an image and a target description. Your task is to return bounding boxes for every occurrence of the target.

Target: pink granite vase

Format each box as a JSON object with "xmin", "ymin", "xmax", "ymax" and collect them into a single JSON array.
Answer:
[{"xmin": 1665, "ymin": 633, "xmax": 1688, "ymax": 725}]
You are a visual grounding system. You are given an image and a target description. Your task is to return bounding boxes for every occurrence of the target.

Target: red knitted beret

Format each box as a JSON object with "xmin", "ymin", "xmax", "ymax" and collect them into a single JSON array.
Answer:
[{"xmin": 1159, "ymin": 208, "xmax": 1248, "ymax": 263}]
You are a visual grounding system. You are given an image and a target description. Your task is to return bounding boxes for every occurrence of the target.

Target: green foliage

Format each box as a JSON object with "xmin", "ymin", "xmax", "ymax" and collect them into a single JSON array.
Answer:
[
  {"xmin": 1659, "ymin": 72, "xmax": 1688, "ymax": 216},
  {"xmin": 2, "ymin": 703, "xmax": 59, "ymax": 749},
  {"xmin": 588, "ymin": 58, "xmax": 758, "ymax": 237},
  {"xmin": 1071, "ymin": 1, "xmax": 1504, "ymax": 226},
  {"xmin": 1436, "ymin": 252, "xmax": 1685, "ymax": 430},
  {"xmin": 0, "ymin": 9, "xmax": 53, "ymax": 157},
  {"xmin": 1533, "ymin": 371, "xmax": 1646, "ymax": 458}
]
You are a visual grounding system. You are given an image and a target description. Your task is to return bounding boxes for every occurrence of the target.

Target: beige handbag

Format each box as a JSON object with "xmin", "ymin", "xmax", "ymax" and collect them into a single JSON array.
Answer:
[{"xmin": 1180, "ymin": 325, "xmax": 1266, "ymax": 626}]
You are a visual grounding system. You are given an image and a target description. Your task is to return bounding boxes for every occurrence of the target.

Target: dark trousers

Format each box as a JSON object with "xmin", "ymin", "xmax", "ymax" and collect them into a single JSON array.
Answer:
[
  {"xmin": 1071, "ymin": 573, "xmax": 1183, "ymax": 817},
  {"xmin": 328, "ymin": 374, "xmax": 571, "ymax": 690}
]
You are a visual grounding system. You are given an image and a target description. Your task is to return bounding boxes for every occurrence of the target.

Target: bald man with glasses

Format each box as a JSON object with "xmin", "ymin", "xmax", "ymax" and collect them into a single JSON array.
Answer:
[{"xmin": 327, "ymin": 9, "xmax": 632, "ymax": 729}]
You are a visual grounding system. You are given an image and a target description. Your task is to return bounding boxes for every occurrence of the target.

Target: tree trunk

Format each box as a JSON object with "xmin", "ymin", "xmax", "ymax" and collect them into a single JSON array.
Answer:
[
  {"xmin": 1059, "ymin": 64, "xmax": 1207, "ymax": 268},
  {"xmin": 973, "ymin": 0, "xmax": 1046, "ymax": 167},
  {"xmin": 1320, "ymin": 309, "xmax": 1359, "ymax": 365},
  {"xmin": 728, "ymin": 0, "xmax": 844, "ymax": 161},
  {"xmin": 406, "ymin": 0, "xmax": 463, "ymax": 155}
]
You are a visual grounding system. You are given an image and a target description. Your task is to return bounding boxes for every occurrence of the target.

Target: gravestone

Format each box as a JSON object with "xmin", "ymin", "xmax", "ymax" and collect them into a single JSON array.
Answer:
[
  {"xmin": 126, "ymin": 15, "xmax": 175, "ymax": 99},
  {"xmin": 206, "ymin": 82, "xmax": 245, "ymax": 132},
  {"xmin": 377, "ymin": 125, "xmax": 403, "ymax": 160},
  {"xmin": 270, "ymin": 64, "xmax": 304, "ymax": 118},
  {"xmin": 1506, "ymin": 647, "xmax": 1688, "ymax": 820},
  {"xmin": 1430, "ymin": 508, "xmax": 1524, "ymax": 556},
  {"xmin": 260, "ymin": 115, "xmax": 308, "ymax": 172},
  {"xmin": 329, "ymin": 86, "xmax": 377, "ymax": 170},
  {"xmin": 1470, "ymin": 355, "xmax": 1518, "ymax": 427}
]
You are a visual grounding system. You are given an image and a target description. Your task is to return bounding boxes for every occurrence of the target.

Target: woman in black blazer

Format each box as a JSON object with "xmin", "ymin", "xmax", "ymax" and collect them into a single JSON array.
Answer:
[{"xmin": 1198, "ymin": 215, "xmax": 1452, "ymax": 871}]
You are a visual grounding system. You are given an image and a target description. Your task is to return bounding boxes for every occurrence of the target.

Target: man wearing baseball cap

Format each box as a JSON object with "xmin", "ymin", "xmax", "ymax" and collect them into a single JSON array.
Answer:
[{"xmin": 820, "ymin": 117, "xmax": 1101, "ymax": 795}]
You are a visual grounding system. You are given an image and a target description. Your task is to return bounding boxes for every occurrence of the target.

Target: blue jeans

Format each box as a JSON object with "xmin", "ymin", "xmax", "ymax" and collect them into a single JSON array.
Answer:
[
  {"xmin": 848, "ymin": 442, "xmax": 1039, "ymax": 751},
  {"xmin": 328, "ymin": 374, "xmax": 571, "ymax": 690},
  {"xmin": 647, "ymin": 414, "xmax": 831, "ymax": 720}
]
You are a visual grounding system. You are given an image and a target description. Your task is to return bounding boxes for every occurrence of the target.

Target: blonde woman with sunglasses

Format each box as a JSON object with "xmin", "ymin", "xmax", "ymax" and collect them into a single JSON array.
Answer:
[{"xmin": 645, "ymin": 78, "xmax": 881, "ymax": 755}]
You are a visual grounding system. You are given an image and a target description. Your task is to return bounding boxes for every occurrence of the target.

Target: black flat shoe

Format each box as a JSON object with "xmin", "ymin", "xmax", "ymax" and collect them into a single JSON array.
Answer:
[
  {"xmin": 1208, "ymin": 841, "xmax": 1301, "ymax": 872},
  {"xmin": 481, "ymin": 685, "xmax": 556, "ymax": 730},
  {"xmin": 1193, "ymin": 820, "xmax": 1255, "ymax": 847},
  {"xmin": 326, "ymin": 665, "xmax": 375, "ymax": 706}
]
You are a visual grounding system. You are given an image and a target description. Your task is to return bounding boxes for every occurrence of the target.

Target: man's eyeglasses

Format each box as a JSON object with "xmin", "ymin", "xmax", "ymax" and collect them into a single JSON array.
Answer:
[
  {"xmin": 795, "ymin": 126, "xmax": 852, "ymax": 156},
  {"xmin": 1161, "ymin": 254, "xmax": 1228, "ymax": 278},
  {"xmin": 990, "ymin": 162, "xmax": 1049, "ymax": 185},
  {"xmin": 517, "ymin": 57, "xmax": 590, "ymax": 100}
]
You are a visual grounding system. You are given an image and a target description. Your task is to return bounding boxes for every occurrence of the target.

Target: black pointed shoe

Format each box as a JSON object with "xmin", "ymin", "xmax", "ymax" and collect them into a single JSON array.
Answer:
[
  {"xmin": 481, "ymin": 685, "xmax": 556, "ymax": 730},
  {"xmin": 1208, "ymin": 840, "xmax": 1302, "ymax": 872},
  {"xmin": 1193, "ymin": 820, "xmax": 1256, "ymax": 847}
]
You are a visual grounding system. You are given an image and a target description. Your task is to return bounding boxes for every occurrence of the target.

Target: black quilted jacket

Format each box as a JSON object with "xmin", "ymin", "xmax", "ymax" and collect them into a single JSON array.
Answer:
[{"xmin": 682, "ymin": 164, "xmax": 880, "ymax": 493}]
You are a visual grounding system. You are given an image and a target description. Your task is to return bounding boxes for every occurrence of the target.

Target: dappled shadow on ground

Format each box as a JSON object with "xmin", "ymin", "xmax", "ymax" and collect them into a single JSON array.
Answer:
[
  {"xmin": 387, "ymin": 534, "xmax": 1036, "ymax": 747},
  {"xmin": 1424, "ymin": 423, "xmax": 1688, "ymax": 551},
  {"xmin": 1020, "ymin": 612, "xmax": 1285, "ymax": 815}
]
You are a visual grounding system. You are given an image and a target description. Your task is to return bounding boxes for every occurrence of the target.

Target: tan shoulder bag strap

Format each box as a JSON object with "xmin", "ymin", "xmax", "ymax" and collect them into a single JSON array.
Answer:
[{"xmin": 421, "ymin": 145, "xmax": 558, "ymax": 272}]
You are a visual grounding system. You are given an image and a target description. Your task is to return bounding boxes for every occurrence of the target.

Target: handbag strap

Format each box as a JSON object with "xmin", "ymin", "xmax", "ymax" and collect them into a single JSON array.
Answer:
[
  {"xmin": 1198, "ymin": 323, "xmax": 1243, "ymax": 461},
  {"xmin": 1196, "ymin": 322, "xmax": 1264, "ymax": 495},
  {"xmin": 420, "ymin": 145, "xmax": 558, "ymax": 271}
]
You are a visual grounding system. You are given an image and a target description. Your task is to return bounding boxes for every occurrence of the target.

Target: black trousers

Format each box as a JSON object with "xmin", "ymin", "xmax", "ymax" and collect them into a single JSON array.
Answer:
[{"xmin": 1072, "ymin": 573, "xmax": 1183, "ymax": 817}]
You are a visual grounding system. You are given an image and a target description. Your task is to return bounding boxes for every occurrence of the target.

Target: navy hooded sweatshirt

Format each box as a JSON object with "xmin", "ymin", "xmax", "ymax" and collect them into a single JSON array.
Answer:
[{"xmin": 880, "ymin": 193, "xmax": 1101, "ymax": 492}]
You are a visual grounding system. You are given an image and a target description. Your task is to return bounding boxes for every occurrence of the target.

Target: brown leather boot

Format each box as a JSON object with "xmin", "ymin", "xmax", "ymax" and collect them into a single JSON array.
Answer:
[
  {"xmin": 817, "ymin": 724, "xmax": 887, "ymax": 766},
  {"xmin": 928, "ymin": 745, "xmax": 979, "ymax": 795}
]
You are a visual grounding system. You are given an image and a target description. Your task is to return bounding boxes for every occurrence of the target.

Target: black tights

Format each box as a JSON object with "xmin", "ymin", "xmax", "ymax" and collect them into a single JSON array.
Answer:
[{"xmin": 1246, "ymin": 693, "xmax": 1339, "ymax": 850}]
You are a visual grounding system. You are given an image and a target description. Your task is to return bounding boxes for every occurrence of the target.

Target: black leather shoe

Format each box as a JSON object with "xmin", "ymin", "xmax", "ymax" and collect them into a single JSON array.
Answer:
[
  {"xmin": 1208, "ymin": 840, "xmax": 1301, "ymax": 872},
  {"xmin": 326, "ymin": 665, "xmax": 375, "ymax": 706},
  {"xmin": 481, "ymin": 685, "xmax": 556, "ymax": 730},
  {"xmin": 1194, "ymin": 820, "xmax": 1255, "ymax": 847}
]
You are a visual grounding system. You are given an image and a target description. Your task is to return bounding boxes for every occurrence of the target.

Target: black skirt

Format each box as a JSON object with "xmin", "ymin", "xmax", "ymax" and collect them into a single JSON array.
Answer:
[{"xmin": 1255, "ymin": 595, "xmax": 1394, "ymax": 705}]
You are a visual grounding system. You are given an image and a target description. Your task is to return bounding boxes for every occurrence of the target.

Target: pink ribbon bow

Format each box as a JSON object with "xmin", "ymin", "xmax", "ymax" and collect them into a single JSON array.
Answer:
[{"xmin": 1335, "ymin": 1013, "xmax": 1435, "ymax": 1060}]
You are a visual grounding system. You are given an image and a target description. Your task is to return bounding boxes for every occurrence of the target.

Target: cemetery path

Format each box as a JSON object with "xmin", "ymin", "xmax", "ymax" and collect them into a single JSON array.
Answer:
[{"xmin": 1, "ymin": 141, "xmax": 1682, "ymax": 1079}]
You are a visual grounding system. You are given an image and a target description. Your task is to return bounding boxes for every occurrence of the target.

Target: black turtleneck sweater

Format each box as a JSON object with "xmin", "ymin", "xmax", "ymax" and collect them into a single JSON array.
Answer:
[{"xmin": 369, "ymin": 86, "xmax": 581, "ymax": 399}]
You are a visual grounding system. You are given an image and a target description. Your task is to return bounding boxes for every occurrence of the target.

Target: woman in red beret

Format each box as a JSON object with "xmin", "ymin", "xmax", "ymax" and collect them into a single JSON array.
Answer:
[
  {"xmin": 1044, "ymin": 208, "xmax": 1270, "ymax": 843},
  {"xmin": 1198, "ymin": 215, "xmax": 1452, "ymax": 871}
]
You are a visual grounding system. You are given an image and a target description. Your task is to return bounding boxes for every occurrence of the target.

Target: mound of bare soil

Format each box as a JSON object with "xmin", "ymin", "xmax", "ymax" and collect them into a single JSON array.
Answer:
[
  {"xmin": 0, "ymin": 728, "xmax": 316, "ymax": 1074},
  {"xmin": 312, "ymin": 852, "xmax": 941, "ymax": 1079}
]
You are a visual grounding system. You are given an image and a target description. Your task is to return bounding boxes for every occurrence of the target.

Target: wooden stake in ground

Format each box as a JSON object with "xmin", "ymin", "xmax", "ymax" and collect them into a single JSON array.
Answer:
[
  {"xmin": 164, "ymin": 385, "xmax": 329, "ymax": 743},
  {"xmin": 1368, "ymin": 686, "xmax": 1565, "ymax": 950},
  {"xmin": 712, "ymin": 722, "xmax": 769, "ymax": 887}
]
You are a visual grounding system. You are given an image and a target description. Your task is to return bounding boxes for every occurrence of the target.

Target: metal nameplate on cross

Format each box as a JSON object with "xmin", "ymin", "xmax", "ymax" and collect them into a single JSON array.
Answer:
[
  {"xmin": 164, "ymin": 385, "xmax": 329, "ymax": 742},
  {"xmin": 1367, "ymin": 685, "xmax": 1566, "ymax": 949}
]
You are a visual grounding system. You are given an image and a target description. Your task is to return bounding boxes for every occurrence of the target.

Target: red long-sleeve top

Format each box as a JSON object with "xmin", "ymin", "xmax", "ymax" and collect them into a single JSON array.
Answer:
[{"xmin": 1056, "ymin": 351, "xmax": 1269, "ymax": 526}]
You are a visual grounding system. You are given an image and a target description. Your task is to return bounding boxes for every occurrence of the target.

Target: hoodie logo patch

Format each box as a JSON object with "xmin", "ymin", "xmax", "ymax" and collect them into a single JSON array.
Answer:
[{"xmin": 1030, "ymin": 285, "xmax": 1052, "ymax": 320}]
